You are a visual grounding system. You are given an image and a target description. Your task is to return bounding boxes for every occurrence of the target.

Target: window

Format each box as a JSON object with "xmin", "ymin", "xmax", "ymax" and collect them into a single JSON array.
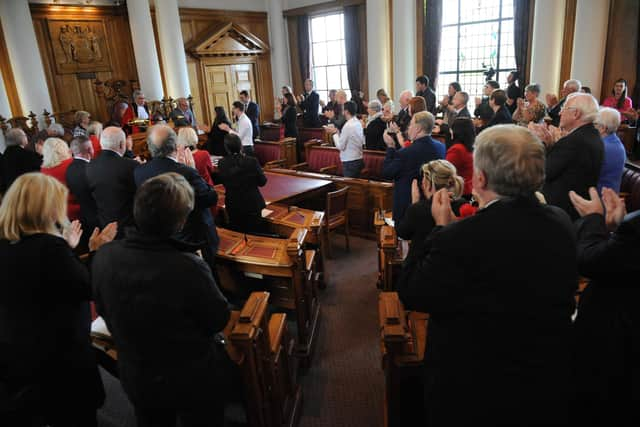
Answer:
[
  {"xmin": 437, "ymin": 0, "xmax": 516, "ymax": 110},
  {"xmin": 310, "ymin": 13, "xmax": 349, "ymax": 104}
]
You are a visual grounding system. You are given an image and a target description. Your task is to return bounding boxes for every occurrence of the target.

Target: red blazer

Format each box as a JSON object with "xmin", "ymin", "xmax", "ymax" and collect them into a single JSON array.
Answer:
[
  {"xmin": 193, "ymin": 149, "xmax": 215, "ymax": 187},
  {"xmin": 89, "ymin": 134, "xmax": 102, "ymax": 158},
  {"xmin": 121, "ymin": 104, "xmax": 150, "ymax": 134},
  {"xmin": 41, "ymin": 158, "xmax": 81, "ymax": 220},
  {"xmin": 446, "ymin": 142, "xmax": 474, "ymax": 196}
]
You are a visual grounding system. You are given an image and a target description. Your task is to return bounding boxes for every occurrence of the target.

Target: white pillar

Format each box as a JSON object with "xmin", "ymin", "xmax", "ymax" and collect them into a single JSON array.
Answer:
[
  {"xmin": 366, "ymin": 0, "xmax": 391, "ymax": 99},
  {"xmin": 127, "ymin": 0, "xmax": 164, "ymax": 100},
  {"xmin": 155, "ymin": 0, "xmax": 191, "ymax": 98},
  {"xmin": 392, "ymin": 0, "xmax": 416, "ymax": 102},
  {"xmin": 530, "ymin": 0, "xmax": 566, "ymax": 97},
  {"xmin": 0, "ymin": 68, "xmax": 9, "ymax": 153},
  {"xmin": 570, "ymin": 0, "xmax": 610, "ymax": 99},
  {"xmin": 0, "ymin": 0, "xmax": 52, "ymax": 116},
  {"xmin": 267, "ymin": 0, "xmax": 291, "ymax": 96}
]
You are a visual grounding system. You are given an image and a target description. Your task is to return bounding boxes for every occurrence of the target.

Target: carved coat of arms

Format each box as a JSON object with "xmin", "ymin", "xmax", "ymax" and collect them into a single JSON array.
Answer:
[{"xmin": 48, "ymin": 20, "xmax": 111, "ymax": 74}]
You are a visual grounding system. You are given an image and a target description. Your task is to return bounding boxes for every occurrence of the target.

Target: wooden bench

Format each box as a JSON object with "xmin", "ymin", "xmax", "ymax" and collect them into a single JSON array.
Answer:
[
  {"xmin": 91, "ymin": 291, "xmax": 301, "ymax": 427},
  {"xmin": 260, "ymin": 124, "xmax": 285, "ymax": 141},
  {"xmin": 292, "ymin": 144, "xmax": 388, "ymax": 181},
  {"xmin": 621, "ymin": 161, "xmax": 640, "ymax": 212},
  {"xmin": 617, "ymin": 125, "xmax": 637, "ymax": 156},
  {"xmin": 254, "ymin": 137, "xmax": 297, "ymax": 168}
]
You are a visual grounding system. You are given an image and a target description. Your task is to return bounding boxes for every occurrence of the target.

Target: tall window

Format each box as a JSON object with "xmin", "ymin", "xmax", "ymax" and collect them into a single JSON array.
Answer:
[
  {"xmin": 437, "ymin": 0, "xmax": 516, "ymax": 109},
  {"xmin": 310, "ymin": 13, "xmax": 349, "ymax": 104}
]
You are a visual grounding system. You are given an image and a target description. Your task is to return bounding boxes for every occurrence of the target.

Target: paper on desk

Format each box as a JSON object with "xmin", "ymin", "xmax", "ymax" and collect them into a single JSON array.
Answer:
[
  {"xmin": 91, "ymin": 316, "xmax": 111, "ymax": 337},
  {"xmin": 384, "ymin": 217, "xmax": 395, "ymax": 227},
  {"xmin": 261, "ymin": 208, "xmax": 274, "ymax": 217}
]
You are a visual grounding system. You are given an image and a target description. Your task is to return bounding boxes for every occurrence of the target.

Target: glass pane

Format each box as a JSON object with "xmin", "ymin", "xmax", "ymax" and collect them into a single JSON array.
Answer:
[
  {"xmin": 460, "ymin": 0, "xmax": 501, "ymax": 23},
  {"xmin": 341, "ymin": 41, "xmax": 346, "ymax": 64},
  {"xmin": 311, "ymin": 16, "xmax": 326, "ymax": 43},
  {"xmin": 326, "ymin": 40, "xmax": 342, "ymax": 65},
  {"xmin": 341, "ymin": 66, "xmax": 350, "ymax": 90},
  {"xmin": 502, "ymin": 0, "xmax": 514, "ymax": 18},
  {"xmin": 458, "ymin": 72, "xmax": 487, "ymax": 110},
  {"xmin": 499, "ymin": 19, "xmax": 516, "ymax": 70},
  {"xmin": 325, "ymin": 14, "xmax": 342, "ymax": 40},
  {"xmin": 438, "ymin": 26, "xmax": 458, "ymax": 73},
  {"xmin": 318, "ymin": 90, "xmax": 328, "ymax": 105},
  {"xmin": 326, "ymin": 65, "xmax": 342, "ymax": 90},
  {"xmin": 442, "ymin": 0, "xmax": 459, "ymax": 25},
  {"xmin": 313, "ymin": 42, "xmax": 328, "ymax": 66},
  {"xmin": 436, "ymin": 74, "xmax": 456, "ymax": 101},
  {"xmin": 314, "ymin": 67, "xmax": 327, "ymax": 90},
  {"xmin": 339, "ymin": 14, "xmax": 345, "ymax": 39},
  {"xmin": 458, "ymin": 22, "xmax": 499, "ymax": 71}
]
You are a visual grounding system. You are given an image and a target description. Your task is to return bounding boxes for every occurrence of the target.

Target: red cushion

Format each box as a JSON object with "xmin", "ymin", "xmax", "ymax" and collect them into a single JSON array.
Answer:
[
  {"xmin": 254, "ymin": 143, "xmax": 280, "ymax": 166},
  {"xmin": 307, "ymin": 147, "xmax": 341, "ymax": 174},
  {"xmin": 363, "ymin": 152, "xmax": 384, "ymax": 179}
]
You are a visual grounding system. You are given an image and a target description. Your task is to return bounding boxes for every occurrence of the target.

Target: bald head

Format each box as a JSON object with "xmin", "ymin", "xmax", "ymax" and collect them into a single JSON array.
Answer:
[
  {"xmin": 560, "ymin": 93, "xmax": 599, "ymax": 131},
  {"xmin": 147, "ymin": 124, "xmax": 178, "ymax": 158},
  {"xmin": 100, "ymin": 126, "xmax": 126, "ymax": 154},
  {"xmin": 399, "ymin": 90, "xmax": 414, "ymax": 108}
]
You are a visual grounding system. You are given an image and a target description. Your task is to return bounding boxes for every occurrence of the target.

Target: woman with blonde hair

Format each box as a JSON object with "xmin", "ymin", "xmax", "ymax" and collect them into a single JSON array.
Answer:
[
  {"xmin": 41, "ymin": 137, "xmax": 80, "ymax": 220},
  {"xmin": 87, "ymin": 120, "xmax": 103, "ymax": 157},
  {"xmin": 73, "ymin": 110, "xmax": 91, "ymax": 137},
  {"xmin": 178, "ymin": 126, "xmax": 214, "ymax": 187},
  {"xmin": 0, "ymin": 173, "xmax": 116, "ymax": 425}
]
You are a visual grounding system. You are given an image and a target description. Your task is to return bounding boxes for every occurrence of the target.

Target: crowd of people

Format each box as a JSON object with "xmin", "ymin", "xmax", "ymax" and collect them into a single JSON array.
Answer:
[{"xmin": 0, "ymin": 70, "xmax": 638, "ymax": 426}]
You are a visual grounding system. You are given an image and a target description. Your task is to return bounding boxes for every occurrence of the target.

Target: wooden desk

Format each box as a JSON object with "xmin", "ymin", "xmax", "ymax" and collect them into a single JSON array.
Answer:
[{"xmin": 215, "ymin": 227, "xmax": 320, "ymax": 363}]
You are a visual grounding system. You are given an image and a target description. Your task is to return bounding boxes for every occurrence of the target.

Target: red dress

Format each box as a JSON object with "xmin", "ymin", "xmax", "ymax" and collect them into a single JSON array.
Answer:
[
  {"xmin": 89, "ymin": 135, "xmax": 102, "ymax": 158},
  {"xmin": 446, "ymin": 142, "xmax": 474, "ymax": 196},
  {"xmin": 41, "ymin": 158, "xmax": 81, "ymax": 220},
  {"xmin": 193, "ymin": 149, "xmax": 215, "ymax": 187}
]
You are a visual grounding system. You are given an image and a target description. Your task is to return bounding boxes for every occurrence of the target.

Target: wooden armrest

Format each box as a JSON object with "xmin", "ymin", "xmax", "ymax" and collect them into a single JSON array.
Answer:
[
  {"xmin": 268, "ymin": 313, "xmax": 287, "ymax": 355},
  {"xmin": 320, "ymin": 142, "xmax": 333, "ymax": 147},
  {"xmin": 319, "ymin": 165, "xmax": 338, "ymax": 174},
  {"xmin": 378, "ymin": 292, "xmax": 408, "ymax": 342},
  {"xmin": 290, "ymin": 162, "xmax": 309, "ymax": 170},
  {"xmin": 265, "ymin": 159, "xmax": 287, "ymax": 169}
]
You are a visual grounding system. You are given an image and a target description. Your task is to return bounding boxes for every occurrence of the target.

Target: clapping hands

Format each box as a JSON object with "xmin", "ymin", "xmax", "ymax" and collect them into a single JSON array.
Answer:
[
  {"xmin": 431, "ymin": 188, "xmax": 457, "ymax": 226},
  {"xmin": 88, "ymin": 222, "xmax": 118, "ymax": 252}
]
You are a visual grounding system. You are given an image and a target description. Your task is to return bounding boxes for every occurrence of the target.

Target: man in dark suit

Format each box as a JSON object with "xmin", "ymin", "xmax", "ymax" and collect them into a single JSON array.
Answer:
[
  {"xmin": 547, "ymin": 79, "xmax": 582, "ymax": 127},
  {"xmin": 169, "ymin": 97, "xmax": 196, "ymax": 127},
  {"xmin": 0, "ymin": 128, "xmax": 42, "ymax": 193},
  {"xmin": 134, "ymin": 124, "xmax": 219, "ymax": 269},
  {"xmin": 67, "ymin": 136, "xmax": 98, "ymax": 252},
  {"xmin": 86, "ymin": 126, "xmax": 138, "ymax": 236},
  {"xmin": 399, "ymin": 125, "xmax": 577, "ymax": 426},
  {"xmin": 442, "ymin": 91, "xmax": 471, "ymax": 124},
  {"xmin": 382, "ymin": 111, "xmax": 445, "ymax": 224},
  {"xmin": 415, "ymin": 75, "xmax": 437, "ymax": 114},
  {"xmin": 482, "ymin": 89, "xmax": 513, "ymax": 130},
  {"xmin": 506, "ymin": 70, "xmax": 522, "ymax": 114},
  {"xmin": 395, "ymin": 90, "xmax": 413, "ymax": 133},
  {"xmin": 299, "ymin": 79, "xmax": 321, "ymax": 127},
  {"xmin": 239, "ymin": 90, "xmax": 260, "ymax": 139},
  {"xmin": 93, "ymin": 173, "xmax": 233, "ymax": 427},
  {"xmin": 474, "ymin": 80, "xmax": 500, "ymax": 118},
  {"xmin": 531, "ymin": 93, "xmax": 603, "ymax": 220}
]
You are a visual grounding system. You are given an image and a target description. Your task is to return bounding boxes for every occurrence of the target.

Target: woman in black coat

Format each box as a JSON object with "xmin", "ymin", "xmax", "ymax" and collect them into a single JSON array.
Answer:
[
  {"xmin": 364, "ymin": 100, "xmax": 387, "ymax": 151},
  {"xmin": 206, "ymin": 106, "xmax": 231, "ymax": 156},
  {"xmin": 0, "ymin": 173, "xmax": 116, "ymax": 426},
  {"xmin": 217, "ymin": 134, "xmax": 268, "ymax": 233},
  {"xmin": 279, "ymin": 93, "xmax": 298, "ymax": 138}
]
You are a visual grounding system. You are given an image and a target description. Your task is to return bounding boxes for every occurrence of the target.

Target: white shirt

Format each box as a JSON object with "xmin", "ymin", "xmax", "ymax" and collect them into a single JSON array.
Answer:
[
  {"xmin": 332, "ymin": 117, "xmax": 364, "ymax": 162},
  {"xmin": 136, "ymin": 105, "xmax": 149, "ymax": 119},
  {"xmin": 235, "ymin": 113, "xmax": 253, "ymax": 147}
]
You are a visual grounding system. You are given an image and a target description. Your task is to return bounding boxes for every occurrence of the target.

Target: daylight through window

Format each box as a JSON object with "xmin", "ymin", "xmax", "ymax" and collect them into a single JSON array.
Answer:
[{"xmin": 310, "ymin": 13, "xmax": 350, "ymax": 104}]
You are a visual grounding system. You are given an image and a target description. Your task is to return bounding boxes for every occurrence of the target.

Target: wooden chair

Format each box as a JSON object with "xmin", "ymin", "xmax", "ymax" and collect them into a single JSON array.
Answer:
[{"xmin": 324, "ymin": 186, "xmax": 350, "ymax": 258}]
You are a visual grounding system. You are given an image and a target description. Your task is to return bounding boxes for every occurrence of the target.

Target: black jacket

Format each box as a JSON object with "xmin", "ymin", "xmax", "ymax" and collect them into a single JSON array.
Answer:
[
  {"xmin": 93, "ymin": 232, "xmax": 230, "ymax": 409},
  {"xmin": 66, "ymin": 158, "xmax": 99, "ymax": 251},
  {"xmin": 245, "ymin": 101, "xmax": 260, "ymax": 139},
  {"xmin": 217, "ymin": 153, "xmax": 267, "ymax": 225},
  {"xmin": 134, "ymin": 158, "xmax": 219, "ymax": 256},
  {"xmin": 543, "ymin": 123, "xmax": 604, "ymax": 220},
  {"xmin": 474, "ymin": 97, "xmax": 493, "ymax": 119},
  {"xmin": 86, "ymin": 150, "xmax": 138, "ymax": 233},
  {"xmin": 365, "ymin": 116, "xmax": 387, "ymax": 151},
  {"xmin": 300, "ymin": 91, "xmax": 321, "ymax": 127},
  {"xmin": 396, "ymin": 108, "xmax": 411, "ymax": 133},
  {"xmin": 280, "ymin": 105, "xmax": 298, "ymax": 138},
  {"xmin": 0, "ymin": 145, "xmax": 42, "ymax": 193},
  {"xmin": 206, "ymin": 122, "xmax": 230, "ymax": 156},
  {"xmin": 0, "ymin": 234, "xmax": 104, "ymax": 415},
  {"xmin": 548, "ymin": 98, "xmax": 566, "ymax": 127},
  {"xmin": 507, "ymin": 83, "xmax": 522, "ymax": 114},
  {"xmin": 399, "ymin": 196, "xmax": 577, "ymax": 426},
  {"xmin": 573, "ymin": 211, "xmax": 640, "ymax": 426},
  {"xmin": 416, "ymin": 88, "xmax": 437, "ymax": 114},
  {"xmin": 485, "ymin": 105, "xmax": 513, "ymax": 128}
]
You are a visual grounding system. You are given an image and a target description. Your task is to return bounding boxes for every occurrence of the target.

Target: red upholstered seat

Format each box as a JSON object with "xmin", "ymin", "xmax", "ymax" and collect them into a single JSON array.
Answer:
[
  {"xmin": 621, "ymin": 162, "xmax": 640, "ymax": 212},
  {"xmin": 307, "ymin": 147, "xmax": 342, "ymax": 175},
  {"xmin": 254, "ymin": 142, "xmax": 281, "ymax": 166},
  {"xmin": 363, "ymin": 151, "xmax": 385, "ymax": 180}
]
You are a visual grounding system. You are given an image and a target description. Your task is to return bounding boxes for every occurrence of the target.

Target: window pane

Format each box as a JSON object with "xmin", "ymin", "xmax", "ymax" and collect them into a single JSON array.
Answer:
[
  {"xmin": 459, "ymin": 22, "xmax": 499, "ymax": 71},
  {"xmin": 318, "ymin": 90, "xmax": 328, "ymax": 104},
  {"xmin": 460, "ymin": 0, "xmax": 501, "ymax": 23},
  {"xmin": 326, "ymin": 65, "xmax": 342, "ymax": 90},
  {"xmin": 313, "ymin": 42, "xmax": 328, "ymax": 66},
  {"xmin": 438, "ymin": 26, "xmax": 459, "ymax": 73},
  {"xmin": 458, "ymin": 72, "xmax": 487, "ymax": 110},
  {"xmin": 314, "ymin": 67, "xmax": 327, "ymax": 90},
  {"xmin": 502, "ymin": 0, "xmax": 514, "ymax": 18},
  {"xmin": 341, "ymin": 66, "xmax": 350, "ymax": 90},
  {"xmin": 442, "ymin": 0, "xmax": 459, "ymax": 25},
  {"xmin": 326, "ymin": 40, "xmax": 342, "ymax": 65},
  {"xmin": 437, "ymin": 75, "xmax": 456, "ymax": 100},
  {"xmin": 325, "ymin": 14, "xmax": 342, "ymax": 40},
  {"xmin": 499, "ymin": 19, "xmax": 516, "ymax": 70},
  {"xmin": 311, "ymin": 16, "xmax": 326, "ymax": 42},
  {"xmin": 339, "ymin": 14, "xmax": 345, "ymax": 39}
]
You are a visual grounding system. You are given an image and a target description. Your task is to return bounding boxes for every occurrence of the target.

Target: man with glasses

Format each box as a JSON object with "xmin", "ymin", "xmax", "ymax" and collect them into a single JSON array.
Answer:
[{"xmin": 529, "ymin": 93, "xmax": 604, "ymax": 220}]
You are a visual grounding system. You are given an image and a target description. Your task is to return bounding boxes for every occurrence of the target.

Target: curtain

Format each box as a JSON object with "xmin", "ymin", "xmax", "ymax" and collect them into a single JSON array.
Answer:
[
  {"xmin": 422, "ymin": 0, "xmax": 443, "ymax": 90},
  {"xmin": 633, "ymin": 11, "xmax": 640, "ymax": 107},
  {"xmin": 297, "ymin": 15, "xmax": 311, "ymax": 82},
  {"xmin": 344, "ymin": 5, "xmax": 361, "ymax": 94},
  {"xmin": 513, "ymin": 0, "xmax": 531, "ymax": 86}
]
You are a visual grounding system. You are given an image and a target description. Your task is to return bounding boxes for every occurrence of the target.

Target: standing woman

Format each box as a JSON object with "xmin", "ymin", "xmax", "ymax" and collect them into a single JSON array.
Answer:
[
  {"xmin": 602, "ymin": 78, "xmax": 635, "ymax": 122},
  {"xmin": 279, "ymin": 93, "xmax": 298, "ymax": 138},
  {"xmin": 87, "ymin": 121, "xmax": 103, "ymax": 157},
  {"xmin": 0, "ymin": 173, "xmax": 116, "ymax": 426},
  {"xmin": 73, "ymin": 110, "xmax": 91, "ymax": 138},
  {"xmin": 445, "ymin": 118, "xmax": 475, "ymax": 199},
  {"xmin": 41, "ymin": 137, "xmax": 81, "ymax": 221},
  {"xmin": 217, "ymin": 134, "xmax": 268, "ymax": 233},
  {"xmin": 178, "ymin": 127, "xmax": 214, "ymax": 187},
  {"xmin": 206, "ymin": 106, "xmax": 231, "ymax": 156}
]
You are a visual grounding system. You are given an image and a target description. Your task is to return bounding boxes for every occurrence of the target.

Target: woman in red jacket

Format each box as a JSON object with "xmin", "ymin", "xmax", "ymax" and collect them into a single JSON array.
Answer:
[
  {"xmin": 445, "ymin": 118, "xmax": 474, "ymax": 198},
  {"xmin": 178, "ymin": 127, "xmax": 214, "ymax": 187},
  {"xmin": 40, "ymin": 137, "xmax": 81, "ymax": 220}
]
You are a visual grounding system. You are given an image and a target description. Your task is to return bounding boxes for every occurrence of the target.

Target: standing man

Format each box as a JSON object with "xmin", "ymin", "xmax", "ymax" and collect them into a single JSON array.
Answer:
[
  {"xmin": 474, "ymin": 80, "xmax": 500, "ymax": 118},
  {"xmin": 0, "ymin": 128, "xmax": 42, "ymax": 193},
  {"xmin": 325, "ymin": 101, "xmax": 364, "ymax": 177},
  {"xmin": 442, "ymin": 91, "xmax": 471, "ymax": 125},
  {"xmin": 239, "ymin": 90, "xmax": 260, "ymax": 139},
  {"xmin": 547, "ymin": 79, "xmax": 582, "ymax": 127},
  {"xmin": 415, "ymin": 75, "xmax": 436, "ymax": 114},
  {"xmin": 505, "ymin": 71, "xmax": 522, "ymax": 114},
  {"xmin": 395, "ymin": 90, "xmax": 414, "ymax": 133},
  {"xmin": 66, "ymin": 136, "xmax": 98, "ymax": 252},
  {"xmin": 299, "ymin": 79, "xmax": 321, "ymax": 127},
  {"xmin": 169, "ymin": 97, "xmax": 197, "ymax": 127},
  {"xmin": 219, "ymin": 101, "xmax": 254, "ymax": 156}
]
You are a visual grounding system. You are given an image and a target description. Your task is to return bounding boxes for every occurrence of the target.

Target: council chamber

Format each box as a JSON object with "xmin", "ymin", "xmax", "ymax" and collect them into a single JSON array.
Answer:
[{"xmin": 0, "ymin": 0, "xmax": 639, "ymax": 426}]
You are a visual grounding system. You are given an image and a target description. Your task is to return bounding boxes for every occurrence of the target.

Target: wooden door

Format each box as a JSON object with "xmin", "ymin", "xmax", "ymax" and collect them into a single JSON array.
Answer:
[{"xmin": 203, "ymin": 62, "xmax": 257, "ymax": 124}]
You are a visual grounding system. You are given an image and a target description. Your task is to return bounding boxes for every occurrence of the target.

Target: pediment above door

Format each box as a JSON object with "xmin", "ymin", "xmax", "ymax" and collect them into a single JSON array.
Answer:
[{"xmin": 186, "ymin": 22, "xmax": 270, "ymax": 58}]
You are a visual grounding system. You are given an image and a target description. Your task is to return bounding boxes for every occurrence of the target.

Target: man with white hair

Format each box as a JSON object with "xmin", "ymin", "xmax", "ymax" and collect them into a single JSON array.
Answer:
[
  {"xmin": 396, "ymin": 90, "xmax": 414, "ymax": 132},
  {"xmin": 547, "ymin": 79, "xmax": 582, "ymax": 126},
  {"xmin": 399, "ymin": 125, "xmax": 576, "ymax": 426},
  {"xmin": 0, "ymin": 128, "xmax": 42, "ymax": 193},
  {"xmin": 86, "ymin": 126, "xmax": 138, "ymax": 235},
  {"xmin": 531, "ymin": 92, "xmax": 604, "ymax": 219},
  {"xmin": 122, "ymin": 90, "xmax": 150, "ymax": 134},
  {"xmin": 169, "ymin": 97, "xmax": 196, "ymax": 127},
  {"xmin": 594, "ymin": 107, "xmax": 626, "ymax": 193}
]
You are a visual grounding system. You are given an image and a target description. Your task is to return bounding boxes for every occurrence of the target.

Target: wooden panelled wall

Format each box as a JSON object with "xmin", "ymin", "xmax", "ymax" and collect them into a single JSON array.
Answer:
[
  {"xmin": 172, "ymin": 8, "xmax": 275, "ymax": 126},
  {"xmin": 30, "ymin": 5, "xmax": 138, "ymax": 123}
]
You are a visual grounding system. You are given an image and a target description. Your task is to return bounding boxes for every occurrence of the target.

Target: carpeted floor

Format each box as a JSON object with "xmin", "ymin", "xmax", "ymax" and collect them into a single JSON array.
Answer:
[{"xmin": 98, "ymin": 235, "xmax": 384, "ymax": 427}]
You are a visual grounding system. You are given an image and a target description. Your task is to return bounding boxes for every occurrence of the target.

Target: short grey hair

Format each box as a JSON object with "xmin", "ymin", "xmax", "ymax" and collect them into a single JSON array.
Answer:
[
  {"xmin": 413, "ymin": 111, "xmax": 435, "ymax": 135},
  {"xmin": 42, "ymin": 137, "xmax": 71, "ymax": 168},
  {"xmin": 564, "ymin": 79, "xmax": 582, "ymax": 93},
  {"xmin": 368, "ymin": 100, "xmax": 382, "ymax": 113},
  {"xmin": 383, "ymin": 100, "xmax": 394, "ymax": 110},
  {"xmin": 132, "ymin": 90, "xmax": 144, "ymax": 101},
  {"xmin": 87, "ymin": 121, "xmax": 103, "ymax": 137},
  {"xmin": 48, "ymin": 123, "xmax": 65, "ymax": 137},
  {"xmin": 177, "ymin": 126, "xmax": 198, "ymax": 148},
  {"xmin": 565, "ymin": 92, "xmax": 599, "ymax": 123},
  {"xmin": 474, "ymin": 125, "xmax": 546, "ymax": 197},
  {"xmin": 525, "ymin": 83, "xmax": 541, "ymax": 94},
  {"xmin": 596, "ymin": 107, "xmax": 621, "ymax": 135},
  {"xmin": 100, "ymin": 126, "xmax": 126, "ymax": 151},
  {"xmin": 70, "ymin": 135, "xmax": 92, "ymax": 156},
  {"xmin": 5, "ymin": 128, "xmax": 27, "ymax": 147},
  {"xmin": 147, "ymin": 124, "xmax": 178, "ymax": 158}
]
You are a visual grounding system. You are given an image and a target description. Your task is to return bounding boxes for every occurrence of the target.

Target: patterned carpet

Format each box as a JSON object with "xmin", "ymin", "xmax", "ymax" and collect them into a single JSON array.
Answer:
[{"xmin": 98, "ymin": 235, "xmax": 384, "ymax": 427}]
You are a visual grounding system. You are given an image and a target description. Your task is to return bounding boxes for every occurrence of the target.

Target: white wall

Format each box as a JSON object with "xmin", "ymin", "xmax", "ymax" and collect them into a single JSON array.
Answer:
[
  {"xmin": 284, "ymin": 0, "xmax": 328, "ymax": 10},
  {"xmin": 530, "ymin": 0, "xmax": 566, "ymax": 97}
]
